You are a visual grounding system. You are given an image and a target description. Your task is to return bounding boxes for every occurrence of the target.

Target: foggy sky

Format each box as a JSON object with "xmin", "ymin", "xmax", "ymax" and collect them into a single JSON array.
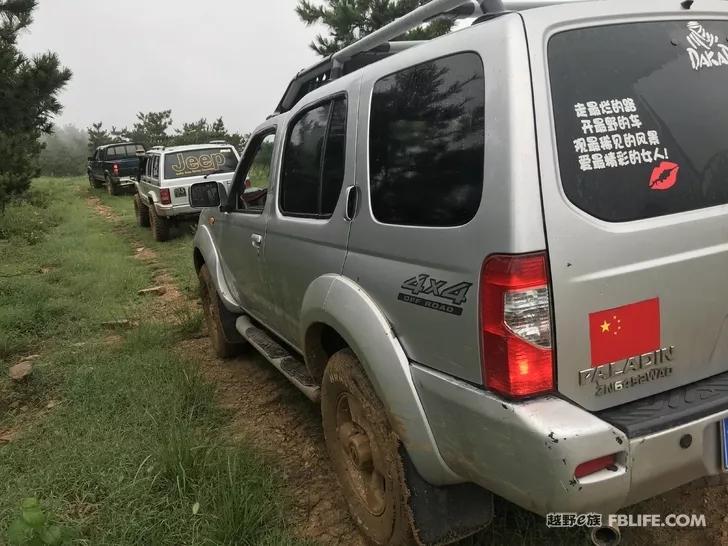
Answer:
[{"xmin": 19, "ymin": 0, "xmax": 324, "ymax": 136}]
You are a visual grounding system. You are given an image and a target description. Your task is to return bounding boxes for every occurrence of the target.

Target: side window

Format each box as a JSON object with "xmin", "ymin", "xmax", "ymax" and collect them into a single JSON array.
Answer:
[
  {"xmin": 369, "ymin": 53, "xmax": 485, "ymax": 226},
  {"xmin": 280, "ymin": 96, "xmax": 347, "ymax": 218},
  {"xmin": 106, "ymin": 147, "xmax": 117, "ymax": 160},
  {"xmin": 151, "ymin": 156, "xmax": 160, "ymax": 179},
  {"xmin": 234, "ymin": 133, "xmax": 276, "ymax": 214}
]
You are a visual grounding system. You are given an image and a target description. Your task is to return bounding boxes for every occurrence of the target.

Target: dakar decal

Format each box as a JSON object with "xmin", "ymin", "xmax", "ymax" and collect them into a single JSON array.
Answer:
[
  {"xmin": 398, "ymin": 274, "xmax": 472, "ymax": 317},
  {"xmin": 572, "ymin": 98, "xmax": 670, "ymax": 174},
  {"xmin": 685, "ymin": 21, "xmax": 728, "ymax": 71}
]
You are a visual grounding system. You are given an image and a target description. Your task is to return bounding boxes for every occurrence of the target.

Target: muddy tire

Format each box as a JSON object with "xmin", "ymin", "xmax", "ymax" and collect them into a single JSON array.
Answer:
[
  {"xmin": 322, "ymin": 349, "xmax": 415, "ymax": 546},
  {"xmin": 106, "ymin": 175, "xmax": 119, "ymax": 196},
  {"xmin": 149, "ymin": 203, "xmax": 170, "ymax": 242},
  {"xmin": 89, "ymin": 173, "xmax": 102, "ymax": 189},
  {"xmin": 134, "ymin": 194, "xmax": 150, "ymax": 228},
  {"xmin": 198, "ymin": 264, "xmax": 240, "ymax": 359}
]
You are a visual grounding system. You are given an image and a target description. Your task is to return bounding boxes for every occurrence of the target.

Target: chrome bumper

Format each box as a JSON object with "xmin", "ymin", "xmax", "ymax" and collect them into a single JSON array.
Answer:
[{"xmin": 411, "ymin": 364, "xmax": 727, "ymax": 516}]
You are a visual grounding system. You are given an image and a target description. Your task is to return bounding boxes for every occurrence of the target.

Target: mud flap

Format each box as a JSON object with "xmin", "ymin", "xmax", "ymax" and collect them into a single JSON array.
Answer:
[
  {"xmin": 402, "ymin": 448, "xmax": 494, "ymax": 545},
  {"xmin": 215, "ymin": 295, "xmax": 245, "ymax": 344}
]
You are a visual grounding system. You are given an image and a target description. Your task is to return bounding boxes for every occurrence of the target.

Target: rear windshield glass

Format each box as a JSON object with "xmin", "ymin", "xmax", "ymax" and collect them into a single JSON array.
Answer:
[
  {"xmin": 163, "ymin": 147, "xmax": 238, "ymax": 180},
  {"xmin": 549, "ymin": 21, "xmax": 728, "ymax": 222},
  {"xmin": 107, "ymin": 144, "xmax": 143, "ymax": 159}
]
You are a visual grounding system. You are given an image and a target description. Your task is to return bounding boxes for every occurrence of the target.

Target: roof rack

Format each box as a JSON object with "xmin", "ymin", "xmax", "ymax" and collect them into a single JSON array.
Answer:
[{"xmin": 275, "ymin": 0, "xmax": 583, "ymax": 114}]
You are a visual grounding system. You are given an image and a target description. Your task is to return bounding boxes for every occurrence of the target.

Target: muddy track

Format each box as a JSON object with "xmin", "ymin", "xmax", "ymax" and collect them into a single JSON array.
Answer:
[
  {"xmin": 86, "ymin": 194, "xmax": 728, "ymax": 546},
  {"xmin": 86, "ymin": 195, "xmax": 364, "ymax": 544}
]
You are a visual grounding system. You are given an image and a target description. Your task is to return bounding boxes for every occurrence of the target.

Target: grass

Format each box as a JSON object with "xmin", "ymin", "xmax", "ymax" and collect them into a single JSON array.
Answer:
[{"xmin": 0, "ymin": 178, "xmax": 298, "ymax": 545}]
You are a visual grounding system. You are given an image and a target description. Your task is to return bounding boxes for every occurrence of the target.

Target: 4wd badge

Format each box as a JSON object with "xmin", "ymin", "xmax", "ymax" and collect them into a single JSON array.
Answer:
[{"xmin": 398, "ymin": 274, "xmax": 472, "ymax": 316}]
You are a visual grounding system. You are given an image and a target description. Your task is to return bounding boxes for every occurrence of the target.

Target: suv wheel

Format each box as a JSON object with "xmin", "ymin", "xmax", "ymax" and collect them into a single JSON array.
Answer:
[
  {"xmin": 321, "ymin": 349, "xmax": 415, "ymax": 546},
  {"xmin": 134, "ymin": 195, "xmax": 150, "ymax": 228},
  {"xmin": 106, "ymin": 175, "xmax": 119, "ymax": 196},
  {"xmin": 149, "ymin": 203, "xmax": 170, "ymax": 242},
  {"xmin": 198, "ymin": 264, "xmax": 240, "ymax": 358},
  {"xmin": 88, "ymin": 173, "xmax": 102, "ymax": 189}
]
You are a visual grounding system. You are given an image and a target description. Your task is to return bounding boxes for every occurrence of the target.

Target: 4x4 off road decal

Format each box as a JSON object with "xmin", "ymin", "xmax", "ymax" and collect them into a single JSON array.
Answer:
[{"xmin": 397, "ymin": 274, "xmax": 472, "ymax": 316}]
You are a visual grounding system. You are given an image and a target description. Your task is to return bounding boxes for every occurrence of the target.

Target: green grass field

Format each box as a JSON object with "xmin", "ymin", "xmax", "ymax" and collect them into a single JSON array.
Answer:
[{"xmin": 0, "ymin": 178, "xmax": 298, "ymax": 545}]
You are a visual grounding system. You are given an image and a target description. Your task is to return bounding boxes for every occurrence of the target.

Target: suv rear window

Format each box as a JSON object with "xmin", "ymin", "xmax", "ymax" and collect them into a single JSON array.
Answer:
[
  {"xmin": 369, "ymin": 52, "xmax": 485, "ymax": 226},
  {"xmin": 164, "ymin": 147, "xmax": 238, "ymax": 180},
  {"xmin": 550, "ymin": 21, "xmax": 728, "ymax": 222}
]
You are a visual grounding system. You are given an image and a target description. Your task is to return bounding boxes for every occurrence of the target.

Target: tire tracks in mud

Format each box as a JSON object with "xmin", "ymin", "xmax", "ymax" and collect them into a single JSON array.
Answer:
[{"xmin": 86, "ymin": 194, "xmax": 364, "ymax": 545}]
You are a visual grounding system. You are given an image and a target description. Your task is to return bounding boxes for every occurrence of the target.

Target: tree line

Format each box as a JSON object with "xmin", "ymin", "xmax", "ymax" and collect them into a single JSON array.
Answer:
[
  {"xmin": 3, "ymin": 0, "xmax": 449, "ymax": 208},
  {"xmin": 38, "ymin": 112, "xmax": 249, "ymax": 178}
]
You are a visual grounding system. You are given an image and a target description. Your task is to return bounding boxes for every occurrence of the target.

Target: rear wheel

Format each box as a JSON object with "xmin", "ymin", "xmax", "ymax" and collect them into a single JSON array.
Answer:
[
  {"xmin": 322, "ymin": 349, "xmax": 415, "ymax": 546},
  {"xmin": 149, "ymin": 203, "xmax": 170, "ymax": 242},
  {"xmin": 106, "ymin": 175, "xmax": 119, "ymax": 196},
  {"xmin": 198, "ymin": 264, "xmax": 240, "ymax": 359},
  {"xmin": 134, "ymin": 194, "xmax": 150, "ymax": 228},
  {"xmin": 88, "ymin": 173, "xmax": 102, "ymax": 189}
]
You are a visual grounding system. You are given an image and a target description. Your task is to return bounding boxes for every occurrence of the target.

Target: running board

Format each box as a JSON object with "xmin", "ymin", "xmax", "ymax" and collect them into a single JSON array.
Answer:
[{"xmin": 235, "ymin": 315, "xmax": 320, "ymax": 402}]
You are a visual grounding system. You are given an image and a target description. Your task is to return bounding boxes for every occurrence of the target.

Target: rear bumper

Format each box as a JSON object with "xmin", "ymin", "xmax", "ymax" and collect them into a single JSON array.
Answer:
[
  {"xmin": 110, "ymin": 176, "xmax": 136, "ymax": 187},
  {"xmin": 153, "ymin": 202, "xmax": 199, "ymax": 220},
  {"xmin": 411, "ymin": 364, "xmax": 727, "ymax": 516}
]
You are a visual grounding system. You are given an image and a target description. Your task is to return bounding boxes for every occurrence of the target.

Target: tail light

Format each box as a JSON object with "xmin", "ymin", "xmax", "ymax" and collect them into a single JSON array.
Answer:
[
  {"xmin": 112, "ymin": 163, "xmax": 119, "ymax": 176},
  {"xmin": 574, "ymin": 454, "xmax": 617, "ymax": 479},
  {"xmin": 160, "ymin": 188, "xmax": 171, "ymax": 205},
  {"xmin": 480, "ymin": 252, "xmax": 554, "ymax": 398}
]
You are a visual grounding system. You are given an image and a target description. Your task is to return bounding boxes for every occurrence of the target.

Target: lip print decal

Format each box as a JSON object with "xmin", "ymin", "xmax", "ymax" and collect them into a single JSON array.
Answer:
[{"xmin": 649, "ymin": 161, "xmax": 680, "ymax": 191}]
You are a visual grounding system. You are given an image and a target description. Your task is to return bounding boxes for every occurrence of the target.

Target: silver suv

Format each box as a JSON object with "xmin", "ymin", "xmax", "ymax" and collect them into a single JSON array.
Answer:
[
  {"xmin": 190, "ymin": 0, "xmax": 728, "ymax": 543},
  {"xmin": 134, "ymin": 143, "xmax": 240, "ymax": 241}
]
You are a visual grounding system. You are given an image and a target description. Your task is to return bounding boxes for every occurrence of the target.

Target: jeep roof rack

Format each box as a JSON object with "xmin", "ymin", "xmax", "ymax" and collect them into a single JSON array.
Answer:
[{"xmin": 274, "ymin": 0, "xmax": 580, "ymax": 114}]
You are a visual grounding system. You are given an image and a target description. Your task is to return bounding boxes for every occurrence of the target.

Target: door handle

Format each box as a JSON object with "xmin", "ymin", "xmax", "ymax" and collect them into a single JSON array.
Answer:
[
  {"xmin": 344, "ymin": 186, "xmax": 358, "ymax": 221},
  {"xmin": 250, "ymin": 233, "xmax": 263, "ymax": 249}
]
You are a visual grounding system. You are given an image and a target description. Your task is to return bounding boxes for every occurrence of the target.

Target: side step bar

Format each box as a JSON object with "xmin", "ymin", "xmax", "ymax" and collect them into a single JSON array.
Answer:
[{"xmin": 235, "ymin": 315, "xmax": 320, "ymax": 402}]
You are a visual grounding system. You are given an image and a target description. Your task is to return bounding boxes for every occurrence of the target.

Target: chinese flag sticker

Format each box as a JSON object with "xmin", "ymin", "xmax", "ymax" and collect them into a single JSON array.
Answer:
[{"xmin": 588, "ymin": 298, "xmax": 661, "ymax": 367}]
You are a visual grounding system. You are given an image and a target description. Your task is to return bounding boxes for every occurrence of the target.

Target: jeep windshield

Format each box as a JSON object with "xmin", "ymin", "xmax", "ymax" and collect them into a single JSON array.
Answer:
[
  {"xmin": 549, "ymin": 20, "xmax": 728, "ymax": 222},
  {"xmin": 164, "ymin": 147, "xmax": 238, "ymax": 180}
]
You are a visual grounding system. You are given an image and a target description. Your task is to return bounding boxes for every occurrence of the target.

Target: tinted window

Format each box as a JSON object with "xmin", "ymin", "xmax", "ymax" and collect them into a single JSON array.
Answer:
[
  {"xmin": 106, "ymin": 147, "xmax": 118, "ymax": 160},
  {"xmin": 321, "ymin": 99, "xmax": 347, "ymax": 215},
  {"xmin": 550, "ymin": 21, "xmax": 728, "ymax": 222},
  {"xmin": 164, "ymin": 147, "xmax": 238, "ymax": 180},
  {"xmin": 369, "ymin": 53, "xmax": 485, "ymax": 226},
  {"xmin": 280, "ymin": 97, "xmax": 347, "ymax": 217}
]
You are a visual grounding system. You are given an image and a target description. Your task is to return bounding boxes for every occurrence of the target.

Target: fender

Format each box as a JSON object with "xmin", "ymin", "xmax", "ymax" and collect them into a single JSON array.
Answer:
[
  {"xmin": 301, "ymin": 274, "xmax": 463, "ymax": 486},
  {"xmin": 193, "ymin": 224, "xmax": 243, "ymax": 314},
  {"xmin": 144, "ymin": 191, "xmax": 157, "ymax": 207}
]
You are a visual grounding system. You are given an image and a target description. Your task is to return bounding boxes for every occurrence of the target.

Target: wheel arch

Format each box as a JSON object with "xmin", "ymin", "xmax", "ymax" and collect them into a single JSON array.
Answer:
[
  {"xmin": 193, "ymin": 225, "xmax": 243, "ymax": 314},
  {"xmin": 301, "ymin": 274, "xmax": 461, "ymax": 486}
]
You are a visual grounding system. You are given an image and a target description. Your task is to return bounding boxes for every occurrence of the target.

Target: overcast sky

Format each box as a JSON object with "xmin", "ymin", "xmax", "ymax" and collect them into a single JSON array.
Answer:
[{"xmin": 18, "ymin": 0, "xmax": 324, "ymax": 136}]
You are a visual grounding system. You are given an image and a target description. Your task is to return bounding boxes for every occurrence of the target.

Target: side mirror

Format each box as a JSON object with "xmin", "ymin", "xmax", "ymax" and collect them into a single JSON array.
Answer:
[{"xmin": 189, "ymin": 181, "xmax": 225, "ymax": 209}]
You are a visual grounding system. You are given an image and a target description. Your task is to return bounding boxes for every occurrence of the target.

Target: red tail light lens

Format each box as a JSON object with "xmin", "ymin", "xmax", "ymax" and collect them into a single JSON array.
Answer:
[
  {"xmin": 112, "ymin": 163, "xmax": 119, "ymax": 176},
  {"xmin": 480, "ymin": 253, "xmax": 554, "ymax": 398},
  {"xmin": 574, "ymin": 454, "xmax": 616, "ymax": 479},
  {"xmin": 160, "ymin": 188, "xmax": 171, "ymax": 205}
]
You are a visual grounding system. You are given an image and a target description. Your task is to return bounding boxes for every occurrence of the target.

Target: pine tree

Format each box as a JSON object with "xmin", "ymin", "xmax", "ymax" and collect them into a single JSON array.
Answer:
[
  {"xmin": 87, "ymin": 122, "xmax": 112, "ymax": 154},
  {"xmin": 296, "ymin": 0, "xmax": 453, "ymax": 56},
  {"xmin": 0, "ymin": 0, "xmax": 71, "ymax": 209}
]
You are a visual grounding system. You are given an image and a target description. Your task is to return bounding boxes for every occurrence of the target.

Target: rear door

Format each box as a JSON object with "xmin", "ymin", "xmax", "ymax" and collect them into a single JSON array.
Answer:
[
  {"xmin": 263, "ymin": 92, "xmax": 353, "ymax": 348},
  {"xmin": 535, "ymin": 17, "xmax": 728, "ymax": 411},
  {"xmin": 161, "ymin": 147, "xmax": 239, "ymax": 206}
]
